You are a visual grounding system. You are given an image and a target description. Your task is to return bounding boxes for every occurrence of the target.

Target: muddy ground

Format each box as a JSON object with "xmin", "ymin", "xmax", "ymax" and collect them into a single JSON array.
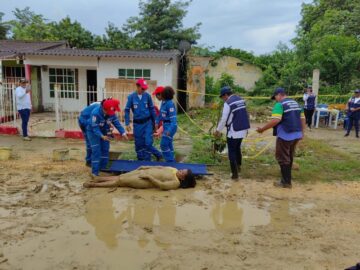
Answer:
[{"xmin": 0, "ymin": 130, "xmax": 359, "ymax": 270}]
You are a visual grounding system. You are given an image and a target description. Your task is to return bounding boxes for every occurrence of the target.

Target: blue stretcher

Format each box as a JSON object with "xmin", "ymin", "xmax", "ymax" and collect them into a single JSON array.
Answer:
[{"xmin": 102, "ymin": 159, "xmax": 210, "ymax": 176}]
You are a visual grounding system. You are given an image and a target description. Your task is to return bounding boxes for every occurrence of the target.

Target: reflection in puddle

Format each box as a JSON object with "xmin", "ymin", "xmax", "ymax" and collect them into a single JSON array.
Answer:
[
  {"xmin": 4, "ymin": 190, "xmax": 276, "ymax": 269},
  {"xmin": 84, "ymin": 191, "xmax": 271, "ymax": 249}
]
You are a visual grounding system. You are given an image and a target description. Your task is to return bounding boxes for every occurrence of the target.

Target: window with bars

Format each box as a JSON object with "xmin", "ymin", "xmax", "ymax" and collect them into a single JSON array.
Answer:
[
  {"xmin": 49, "ymin": 68, "xmax": 79, "ymax": 99},
  {"xmin": 118, "ymin": 68, "xmax": 151, "ymax": 80},
  {"xmin": 3, "ymin": 66, "xmax": 25, "ymax": 83}
]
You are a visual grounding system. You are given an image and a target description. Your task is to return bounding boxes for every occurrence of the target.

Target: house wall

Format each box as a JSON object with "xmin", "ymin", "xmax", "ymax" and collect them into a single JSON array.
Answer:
[
  {"xmin": 207, "ymin": 56, "xmax": 263, "ymax": 91},
  {"xmin": 24, "ymin": 56, "xmax": 177, "ymax": 112}
]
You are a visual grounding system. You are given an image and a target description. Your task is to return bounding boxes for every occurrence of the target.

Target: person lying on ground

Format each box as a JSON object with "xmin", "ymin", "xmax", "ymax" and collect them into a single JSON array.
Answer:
[{"xmin": 83, "ymin": 166, "xmax": 196, "ymax": 190}]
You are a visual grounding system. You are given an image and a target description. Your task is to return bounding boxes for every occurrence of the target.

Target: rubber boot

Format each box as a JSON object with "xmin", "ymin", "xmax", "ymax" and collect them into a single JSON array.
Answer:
[
  {"xmin": 230, "ymin": 162, "xmax": 239, "ymax": 180},
  {"xmin": 283, "ymin": 165, "xmax": 292, "ymax": 188},
  {"xmin": 236, "ymin": 156, "xmax": 242, "ymax": 172},
  {"xmin": 274, "ymin": 165, "xmax": 292, "ymax": 188}
]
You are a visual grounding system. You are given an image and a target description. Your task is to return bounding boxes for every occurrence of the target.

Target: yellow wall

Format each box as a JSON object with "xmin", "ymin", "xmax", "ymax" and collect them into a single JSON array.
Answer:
[{"xmin": 207, "ymin": 56, "xmax": 262, "ymax": 91}]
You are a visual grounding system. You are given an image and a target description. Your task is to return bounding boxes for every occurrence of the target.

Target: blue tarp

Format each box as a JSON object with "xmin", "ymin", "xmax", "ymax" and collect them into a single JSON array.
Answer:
[{"xmin": 103, "ymin": 160, "xmax": 210, "ymax": 175}]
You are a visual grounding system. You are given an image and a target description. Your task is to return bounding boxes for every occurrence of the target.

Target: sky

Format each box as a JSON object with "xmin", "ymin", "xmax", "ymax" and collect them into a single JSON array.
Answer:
[{"xmin": 1, "ymin": 0, "xmax": 312, "ymax": 55}]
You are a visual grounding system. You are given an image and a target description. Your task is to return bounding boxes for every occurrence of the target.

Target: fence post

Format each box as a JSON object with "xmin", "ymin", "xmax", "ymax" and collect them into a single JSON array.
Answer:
[
  {"xmin": 312, "ymin": 69, "xmax": 320, "ymax": 104},
  {"xmin": 12, "ymin": 84, "xmax": 17, "ymax": 127},
  {"xmin": 55, "ymin": 84, "xmax": 60, "ymax": 130}
]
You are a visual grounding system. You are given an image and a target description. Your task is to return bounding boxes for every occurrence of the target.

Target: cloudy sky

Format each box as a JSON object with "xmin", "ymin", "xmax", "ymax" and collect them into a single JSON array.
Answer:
[{"xmin": 1, "ymin": 0, "xmax": 312, "ymax": 55}]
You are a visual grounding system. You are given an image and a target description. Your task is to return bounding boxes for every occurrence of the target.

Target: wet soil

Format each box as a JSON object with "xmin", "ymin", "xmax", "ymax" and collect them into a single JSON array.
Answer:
[{"xmin": 0, "ymin": 133, "xmax": 359, "ymax": 270}]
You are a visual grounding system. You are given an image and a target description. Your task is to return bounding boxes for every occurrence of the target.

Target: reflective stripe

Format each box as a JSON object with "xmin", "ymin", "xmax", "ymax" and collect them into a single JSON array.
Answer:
[
  {"xmin": 91, "ymin": 144, "xmax": 99, "ymax": 147},
  {"xmin": 284, "ymin": 108, "xmax": 301, "ymax": 113},
  {"xmin": 232, "ymin": 106, "xmax": 246, "ymax": 112}
]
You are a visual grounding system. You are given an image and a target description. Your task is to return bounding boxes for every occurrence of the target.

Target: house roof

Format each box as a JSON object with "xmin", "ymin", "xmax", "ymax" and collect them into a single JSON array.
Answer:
[
  {"xmin": 26, "ymin": 48, "xmax": 180, "ymax": 59},
  {"xmin": 0, "ymin": 40, "xmax": 68, "ymax": 59}
]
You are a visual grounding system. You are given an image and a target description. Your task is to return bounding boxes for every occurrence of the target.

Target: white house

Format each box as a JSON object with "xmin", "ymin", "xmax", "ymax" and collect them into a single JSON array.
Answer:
[{"xmin": 1, "ymin": 40, "xmax": 180, "ymax": 113}]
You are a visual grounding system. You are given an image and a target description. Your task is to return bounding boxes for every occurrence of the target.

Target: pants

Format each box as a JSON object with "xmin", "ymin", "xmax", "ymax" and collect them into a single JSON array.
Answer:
[
  {"xmin": 304, "ymin": 109, "xmax": 314, "ymax": 128},
  {"xmin": 160, "ymin": 134, "xmax": 175, "ymax": 162},
  {"xmin": 275, "ymin": 137, "xmax": 299, "ymax": 166},
  {"xmin": 79, "ymin": 121, "xmax": 91, "ymax": 164},
  {"xmin": 18, "ymin": 109, "xmax": 30, "ymax": 137},
  {"xmin": 87, "ymin": 131, "xmax": 110, "ymax": 176},
  {"xmin": 227, "ymin": 137, "xmax": 243, "ymax": 166},
  {"xmin": 346, "ymin": 116, "xmax": 359, "ymax": 135},
  {"xmin": 134, "ymin": 121, "xmax": 161, "ymax": 161}
]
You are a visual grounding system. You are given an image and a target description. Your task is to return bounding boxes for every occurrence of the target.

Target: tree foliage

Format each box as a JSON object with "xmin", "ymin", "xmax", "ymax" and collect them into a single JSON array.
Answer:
[
  {"xmin": 123, "ymin": 0, "xmax": 201, "ymax": 49},
  {"xmin": 0, "ymin": 12, "xmax": 10, "ymax": 39}
]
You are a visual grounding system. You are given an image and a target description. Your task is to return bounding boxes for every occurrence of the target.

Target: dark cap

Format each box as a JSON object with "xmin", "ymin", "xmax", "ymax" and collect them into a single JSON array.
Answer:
[
  {"xmin": 355, "ymin": 89, "xmax": 360, "ymax": 94},
  {"xmin": 19, "ymin": 78, "xmax": 28, "ymax": 83},
  {"xmin": 271, "ymin": 87, "xmax": 286, "ymax": 100},
  {"xmin": 219, "ymin": 86, "xmax": 232, "ymax": 97}
]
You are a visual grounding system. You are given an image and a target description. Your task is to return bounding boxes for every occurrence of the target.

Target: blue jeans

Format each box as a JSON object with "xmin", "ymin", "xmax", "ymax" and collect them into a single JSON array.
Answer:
[{"xmin": 18, "ymin": 109, "xmax": 30, "ymax": 137}]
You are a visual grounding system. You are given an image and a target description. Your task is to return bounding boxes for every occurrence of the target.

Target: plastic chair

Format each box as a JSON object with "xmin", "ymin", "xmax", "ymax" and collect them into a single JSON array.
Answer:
[{"xmin": 314, "ymin": 104, "xmax": 329, "ymax": 126}]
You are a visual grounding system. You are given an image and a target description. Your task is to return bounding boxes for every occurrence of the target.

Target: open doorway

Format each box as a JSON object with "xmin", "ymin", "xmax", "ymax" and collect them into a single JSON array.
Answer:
[
  {"xmin": 177, "ymin": 56, "xmax": 187, "ymax": 113},
  {"xmin": 86, "ymin": 70, "xmax": 97, "ymax": 105}
]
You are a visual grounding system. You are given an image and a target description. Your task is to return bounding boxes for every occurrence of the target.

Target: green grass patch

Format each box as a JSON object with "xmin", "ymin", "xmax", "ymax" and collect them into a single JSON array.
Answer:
[{"xmin": 178, "ymin": 108, "xmax": 360, "ymax": 182}]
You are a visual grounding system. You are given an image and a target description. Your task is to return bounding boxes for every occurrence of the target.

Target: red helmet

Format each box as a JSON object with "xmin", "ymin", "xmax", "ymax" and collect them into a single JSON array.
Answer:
[
  {"xmin": 103, "ymin": 99, "xmax": 120, "ymax": 116},
  {"xmin": 136, "ymin": 78, "xmax": 148, "ymax": 90},
  {"xmin": 152, "ymin": 86, "xmax": 164, "ymax": 96}
]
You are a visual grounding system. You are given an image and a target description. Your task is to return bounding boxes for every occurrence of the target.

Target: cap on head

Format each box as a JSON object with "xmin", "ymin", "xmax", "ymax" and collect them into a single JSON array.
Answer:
[
  {"xmin": 271, "ymin": 87, "xmax": 286, "ymax": 100},
  {"xmin": 103, "ymin": 98, "xmax": 121, "ymax": 115},
  {"xmin": 219, "ymin": 86, "xmax": 232, "ymax": 97},
  {"xmin": 136, "ymin": 78, "xmax": 148, "ymax": 90},
  {"xmin": 152, "ymin": 86, "xmax": 164, "ymax": 96},
  {"xmin": 354, "ymin": 89, "xmax": 360, "ymax": 94},
  {"xmin": 19, "ymin": 78, "xmax": 28, "ymax": 83}
]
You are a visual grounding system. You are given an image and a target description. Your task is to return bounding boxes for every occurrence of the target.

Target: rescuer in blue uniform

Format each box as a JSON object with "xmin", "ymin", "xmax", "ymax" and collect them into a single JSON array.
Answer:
[
  {"xmin": 87, "ymin": 99, "xmax": 128, "ymax": 176},
  {"xmin": 344, "ymin": 89, "xmax": 360, "ymax": 138},
  {"xmin": 257, "ymin": 88, "xmax": 305, "ymax": 188},
  {"xmin": 214, "ymin": 86, "xmax": 250, "ymax": 180},
  {"xmin": 124, "ymin": 79, "xmax": 162, "ymax": 161},
  {"xmin": 78, "ymin": 101, "xmax": 101, "ymax": 166},
  {"xmin": 155, "ymin": 86, "xmax": 177, "ymax": 162}
]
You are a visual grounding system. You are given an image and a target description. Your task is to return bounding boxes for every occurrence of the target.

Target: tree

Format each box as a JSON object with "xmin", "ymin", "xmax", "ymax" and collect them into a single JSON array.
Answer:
[
  {"xmin": 50, "ymin": 17, "xmax": 95, "ymax": 48},
  {"xmin": 9, "ymin": 7, "xmax": 53, "ymax": 40},
  {"xmin": 94, "ymin": 22, "xmax": 132, "ymax": 49},
  {"xmin": 0, "ymin": 12, "xmax": 10, "ymax": 39},
  {"xmin": 123, "ymin": 0, "xmax": 201, "ymax": 50},
  {"xmin": 310, "ymin": 35, "xmax": 360, "ymax": 93}
]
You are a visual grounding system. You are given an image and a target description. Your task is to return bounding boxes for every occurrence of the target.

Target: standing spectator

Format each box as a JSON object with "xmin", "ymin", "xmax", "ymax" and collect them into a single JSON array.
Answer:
[
  {"xmin": 124, "ymin": 79, "xmax": 162, "ymax": 161},
  {"xmin": 214, "ymin": 86, "xmax": 250, "ymax": 180},
  {"xmin": 155, "ymin": 86, "xmax": 177, "ymax": 162},
  {"xmin": 344, "ymin": 89, "xmax": 360, "ymax": 138},
  {"xmin": 257, "ymin": 87, "xmax": 305, "ymax": 188},
  {"xmin": 303, "ymin": 86, "xmax": 316, "ymax": 130},
  {"xmin": 15, "ymin": 78, "xmax": 31, "ymax": 141}
]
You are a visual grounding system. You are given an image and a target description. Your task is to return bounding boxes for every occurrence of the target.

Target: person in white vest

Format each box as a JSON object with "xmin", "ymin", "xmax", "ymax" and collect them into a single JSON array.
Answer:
[{"xmin": 15, "ymin": 78, "xmax": 32, "ymax": 141}]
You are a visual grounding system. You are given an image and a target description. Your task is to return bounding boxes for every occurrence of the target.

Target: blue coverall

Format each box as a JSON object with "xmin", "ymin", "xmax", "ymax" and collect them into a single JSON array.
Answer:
[
  {"xmin": 125, "ymin": 92, "xmax": 162, "ymax": 161},
  {"xmin": 78, "ymin": 102, "xmax": 101, "ymax": 164},
  {"xmin": 86, "ymin": 106, "xmax": 126, "ymax": 176},
  {"xmin": 156, "ymin": 100, "xmax": 177, "ymax": 162}
]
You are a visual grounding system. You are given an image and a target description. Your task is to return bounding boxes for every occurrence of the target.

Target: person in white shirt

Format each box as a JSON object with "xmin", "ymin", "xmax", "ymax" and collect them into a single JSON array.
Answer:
[
  {"xmin": 214, "ymin": 86, "xmax": 250, "ymax": 180},
  {"xmin": 15, "ymin": 78, "xmax": 32, "ymax": 141}
]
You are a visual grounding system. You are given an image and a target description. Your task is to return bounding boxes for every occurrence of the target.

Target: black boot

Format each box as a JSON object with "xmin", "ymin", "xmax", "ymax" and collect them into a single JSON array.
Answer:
[
  {"xmin": 230, "ymin": 162, "xmax": 239, "ymax": 180},
  {"xmin": 274, "ymin": 165, "xmax": 292, "ymax": 188},
  {"xmin": 283, "ymin": 165, "xmax": 292, "ymax": 188},
  {"xmin": 236, "ymin": 157, "xmax": 242, "ymax": 172}
]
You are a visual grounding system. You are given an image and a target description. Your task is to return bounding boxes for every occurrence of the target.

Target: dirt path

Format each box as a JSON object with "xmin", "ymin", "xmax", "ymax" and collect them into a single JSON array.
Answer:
[{"xmin": 0, "ymin": 134, "xmax": 359, "ymax": 270}]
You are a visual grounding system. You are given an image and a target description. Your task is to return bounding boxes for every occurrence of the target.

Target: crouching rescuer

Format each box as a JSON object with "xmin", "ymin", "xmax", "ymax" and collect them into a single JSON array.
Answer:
[
  {"xmin": 214, "ymin": 86, "xmax": 250, "ymax": 180},
  {"xmin": 257, "ymin": 87, "xmax": 305, "ymax": 188}
]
